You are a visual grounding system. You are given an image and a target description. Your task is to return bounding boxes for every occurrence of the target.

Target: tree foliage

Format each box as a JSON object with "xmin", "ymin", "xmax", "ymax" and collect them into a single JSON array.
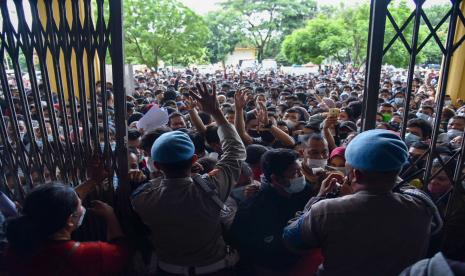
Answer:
[
  {"xmin": 205, "ymin": 11, "xmax": 244, "ymax": 66},
  {"xmin": 124, "ymin": 0, "xmax": 209, "ymax": 70},
  {"xmin": 280, "ymin": 0, "xmax": 449, "ymax": 68},
  {"xmin": 219, "ymin": 0, "xmax": 318, "ymax": 62}
]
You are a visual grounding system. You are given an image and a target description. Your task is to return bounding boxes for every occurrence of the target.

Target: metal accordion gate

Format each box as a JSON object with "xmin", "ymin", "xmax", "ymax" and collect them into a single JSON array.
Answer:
[
  {"xmin": 362, "ymin": 0, "xmax": 465, "ymax": 230},
  {"xmin": 0, "ymin": 0, "xmax": 129, "ymax": 230}
]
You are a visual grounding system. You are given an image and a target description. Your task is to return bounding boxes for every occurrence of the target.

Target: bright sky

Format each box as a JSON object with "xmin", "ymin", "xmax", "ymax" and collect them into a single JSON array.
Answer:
[{"xmin": 180, "ymin": 0, "xmax": 451, "ymax": 15}]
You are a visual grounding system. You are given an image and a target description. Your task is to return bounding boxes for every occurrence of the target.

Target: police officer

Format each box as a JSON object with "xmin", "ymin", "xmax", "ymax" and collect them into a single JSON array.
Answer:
[
  {"xmin": 283, "ymin": 129, "xmax": 442, "ymax": 276},
  {"xmin": 131, "ymin": 83, "xmax": 246, "ymax": 275}
]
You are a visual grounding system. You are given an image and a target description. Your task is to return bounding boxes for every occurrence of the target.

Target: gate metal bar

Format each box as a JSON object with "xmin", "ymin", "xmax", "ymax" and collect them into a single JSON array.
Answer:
[
  {"xmin": 400, "ymin": 0, "xmax": 424, "ymax": 140},
  {"xmin": 362, "ymin": 0, "xmax": 389, "ymax": 131},
  {"xmin": 362, "ymin": 0, "xmax": 465, "ymax": 233},
  {"xmin": 424, "ymin": 0, "xmax": 462, "ymax": 185},
  {"xmin": 0, "ymin": 0, "xmax": 127, "ymax": 213}
]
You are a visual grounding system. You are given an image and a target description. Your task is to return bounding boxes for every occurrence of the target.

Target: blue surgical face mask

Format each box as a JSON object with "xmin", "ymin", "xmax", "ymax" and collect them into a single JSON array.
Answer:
[
  {"xmin": 405, "ymin": 132, "xmax": 421, "ymax": 147},
  {"xmin": 284, "ymin": 176, "xmax": 306, "ymax": 194},
  {"xmin": 416, "ymin": 112, "xmax": 432, "ymax": 122},
  {"xmin": 394, "ymin": 98, "xmax": 404, "ymax": 105},
  {"xmin": 340, "ymin": 92, "xmax": 349, "ymax": 101},
  {"xmin": 297, "ymin": 134, "xmax": 310, "ymax": 143},
  {"xmin": 447, "ymin": 129, "xmax": 464, "ymax": 140}
]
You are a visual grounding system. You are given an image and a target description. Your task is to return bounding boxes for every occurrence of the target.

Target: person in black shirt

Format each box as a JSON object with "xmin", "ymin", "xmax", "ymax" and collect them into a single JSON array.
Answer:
[{"xmin": 228, "ymin": 149, "xmax": 314, "ymax": 275}]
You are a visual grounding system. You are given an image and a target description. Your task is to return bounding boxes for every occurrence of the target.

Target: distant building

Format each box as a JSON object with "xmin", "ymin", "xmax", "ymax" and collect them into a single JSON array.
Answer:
[{"xmin": 224, "ymin": 47, "xmax": 257, "ymax": 66}]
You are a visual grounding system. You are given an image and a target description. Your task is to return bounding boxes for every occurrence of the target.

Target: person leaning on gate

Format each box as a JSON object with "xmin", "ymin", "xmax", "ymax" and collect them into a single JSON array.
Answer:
[
  {"xmin": 131, "ymin": 82, "xmax": 246, "ymax": 276},
  {"xmin": 283, "ymin": 129, "xmax": 443, "ymax": 276}
]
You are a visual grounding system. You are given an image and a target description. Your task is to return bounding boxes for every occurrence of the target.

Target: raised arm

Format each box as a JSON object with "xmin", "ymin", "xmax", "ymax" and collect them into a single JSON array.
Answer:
[
  {"xmin": 186, "ymin": 96, "xmax": 207, "ymax": 133},
  {"xmin": 257, "ymin": 101, "xmax": 295, "ymax": 147},
  {"xmin": 190, "ymin": 83, "xmax": 246, "ymax": 200},
  {"xmin": 323, "ymin": 117, "xmax": 337, "ymax": 152},
  {"xmin": 234, "ymin": 89, "xmax": 254, "ymax": 145}
]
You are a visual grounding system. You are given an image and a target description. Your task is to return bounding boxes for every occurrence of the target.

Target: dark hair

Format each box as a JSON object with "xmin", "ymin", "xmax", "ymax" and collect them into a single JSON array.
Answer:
[
  {"xmin": 380, "ymin": 102, "xmax": 394, "ymax": 109},
  {"xmin": 188, "ymin": 131, "xmax": 206, "ymax": 155},
  {"xmin": 307, "ymin": 133, "xmax": 327, "ymax": 145},
  {"xmin": 261, "ymin": 149, "xmax": 298, "ymax": 181},
  {"xmin": 245, "ymin": 144, "xmax": 268, "ymax": 165},
  {"xmin": 197, "ymin": 157, "xmax": 218, "ymax": 174},
  {"xmin": 140, "ymin": 127, "xmax": 172, "ymax": 153},
  {"xmin": 245, "ymin": 112, "xmax": 257, "ymax": 125},
  {"xmin": 411, "ymin": 141, "xmax": 429, "ymax": 150},
  {"xmin": 205, "ymin": 125, "xmax": 220, "ymax": 145},
  {"xmin": 7, "ymin": 183, "xmax": 79, "ymax": 255},
  {"xmin": 407, "ymin": 118, "xmax": 432, "ymax": 139},
  {"xmin": 432, "ymin": 156, "xmax": 457, "ymax": 182},
  {"xmin": 158, "ymin": 158, "xmax": 193, "ymax": 174},
  {"xmin": 420, "ymin": 105, "xmax": 434, "ymax": 114},
  {"xmin": 128, "ymin": 129, "xmax": 141, "ymax": 141},
  {"xmin": 168, "ymin": 112, "xmax": 184, "ymax": 126},
  {"xmin": 128, "ymin": 112, "xmax": 144, "ymax": 126},
  {"xmin": 451, "ymin": 115, "xmax": 465, "ymax": 122},
  {"xmin": 347, "ymin": 101, "xmax": 362, "ymax": 119},
  {"xmin": 198, "ymin": 111, "xmax": 212, "ymax": 125}
]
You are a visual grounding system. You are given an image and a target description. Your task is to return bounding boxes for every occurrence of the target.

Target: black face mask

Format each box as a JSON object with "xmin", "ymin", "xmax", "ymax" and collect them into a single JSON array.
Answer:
[
  {"xmin": 248, "ymin": 129, "xmax": 260, "ymax": 138},
  {"xmin": 260, "ymin": 130, "xmax": 275, "ymax": 144}
]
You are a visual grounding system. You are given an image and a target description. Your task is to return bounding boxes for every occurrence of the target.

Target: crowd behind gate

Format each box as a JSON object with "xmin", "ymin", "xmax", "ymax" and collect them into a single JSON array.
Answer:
[{"xmin": 1, "ymin": 65, "xmax": 465, "ymax": 275}]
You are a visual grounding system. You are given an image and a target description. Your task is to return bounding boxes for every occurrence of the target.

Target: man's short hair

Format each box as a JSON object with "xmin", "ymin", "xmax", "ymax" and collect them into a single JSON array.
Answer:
[
  {"xmin": 140, "ymin": 127, "xmax": 172, "ymax": 153},
  {"xmin": 128, "ymin": 129, "xmax": 141, "ymax": 141},
  {"xmin": 205, "ymin": 125, "xmax": 220, "ymax": 145},
  {"xmin": 261, "ymin": 149, "xmax": 298, "ymax": 181},
  {"xmin": 407, "ymin": 118, "xmax": 432, "ymax": 139},
  {"xmin": 451, "ymin": 115, "xmax": 465, "ymax": 122}
]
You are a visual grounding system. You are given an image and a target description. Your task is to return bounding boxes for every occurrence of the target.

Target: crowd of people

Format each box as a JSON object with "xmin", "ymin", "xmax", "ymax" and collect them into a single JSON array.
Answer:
[{"xmin": 1, "ymin": 64, "xmax": 465, "ymax": 275}]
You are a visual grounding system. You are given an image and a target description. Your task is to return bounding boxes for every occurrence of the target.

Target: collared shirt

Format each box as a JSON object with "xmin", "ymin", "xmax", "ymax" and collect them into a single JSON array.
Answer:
[
  {"xmin": 284, "ymin": 190, "xmax": 434, "ymax": 276},
  {"xmin": 131, "ymin": 124, "xmax": 246, "ymax": 266}
]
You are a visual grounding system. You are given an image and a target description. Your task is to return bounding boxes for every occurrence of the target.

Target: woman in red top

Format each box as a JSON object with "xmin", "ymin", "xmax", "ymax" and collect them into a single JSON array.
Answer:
[{"xmin": 6, "ymin": 182, "xmax": 129, "ymax": 275}]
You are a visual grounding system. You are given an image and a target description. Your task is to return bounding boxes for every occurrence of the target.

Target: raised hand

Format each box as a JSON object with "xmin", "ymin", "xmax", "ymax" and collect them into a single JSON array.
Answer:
[
  {"xmin": 256, "ymin": 101, "xmax": 269, "ymax": 127},
  {"xmin": 189, "ymin": 82, "xmax": 220, "ymax": 115},
  {"xmin": 185, "ymin": 96, "xmax": 198, "ymax": 110},
  {"xmin": 234, "ymin": 89, "xmax": 249, "ymax": 110}
]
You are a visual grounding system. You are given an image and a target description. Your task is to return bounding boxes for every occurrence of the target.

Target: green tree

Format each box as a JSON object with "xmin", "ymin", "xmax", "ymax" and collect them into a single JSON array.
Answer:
[
  {"xmin": 124, "ymin": 0, "xmax": 209, "ymax": 70},
  {"xmin": 222, "ymin": 0, "xmax": 317, "ymax": 62},
  {"xmin": 204, "ymin": 11, "xmax": 244, "ymax": 67},
  {"xmin": 281, "ymin": 15, "xmax": 347, "ymax": 65}
]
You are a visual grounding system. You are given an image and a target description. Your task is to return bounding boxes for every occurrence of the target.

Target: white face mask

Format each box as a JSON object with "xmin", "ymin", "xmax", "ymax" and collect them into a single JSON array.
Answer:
[
  {"xmin": 307, "ymin": 158, "xmax": 327, "ymax": 169},
  {"xmin": 286, "ymin": 120, "xmax": 297, "ymax": 129},
  {"xmin": 445, "ymin": 100, "xmax": 452, "ymax": 106},
  {"xmin": 284, "ymin": 176, "xmax": 306, "ymax": 194}
]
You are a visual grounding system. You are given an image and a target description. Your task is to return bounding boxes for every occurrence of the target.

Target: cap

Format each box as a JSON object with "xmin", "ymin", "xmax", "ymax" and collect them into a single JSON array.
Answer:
[
  {"xmin": 345, "ymin": 129, "xmax": 408, "ymax": 172},
  {"xmin": 330, "ymin": 147, "xmax": 346, "ymax": 160},
  {"xmin": 339, "ymin": 121, "xmax": 357, "ymax": 132},
  {"xmin": 151, "ymin": 131, "xmax": 195, "ymax": 164}
]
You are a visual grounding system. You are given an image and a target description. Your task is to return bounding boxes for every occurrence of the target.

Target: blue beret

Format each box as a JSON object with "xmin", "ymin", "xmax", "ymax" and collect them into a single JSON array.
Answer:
[
  {"xmin": 345, "ymin": 129, "xmax": 408, "ymax": 172},
  {"xmin": 151, "ymin": 131, "xmax": 195, "ymax": 164}
]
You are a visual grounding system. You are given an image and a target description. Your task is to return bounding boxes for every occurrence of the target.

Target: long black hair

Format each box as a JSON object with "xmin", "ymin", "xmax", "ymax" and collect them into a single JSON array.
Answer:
[{"xmin": 6, "ymin": 183, "xmax": 79, "ymax": 255}]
